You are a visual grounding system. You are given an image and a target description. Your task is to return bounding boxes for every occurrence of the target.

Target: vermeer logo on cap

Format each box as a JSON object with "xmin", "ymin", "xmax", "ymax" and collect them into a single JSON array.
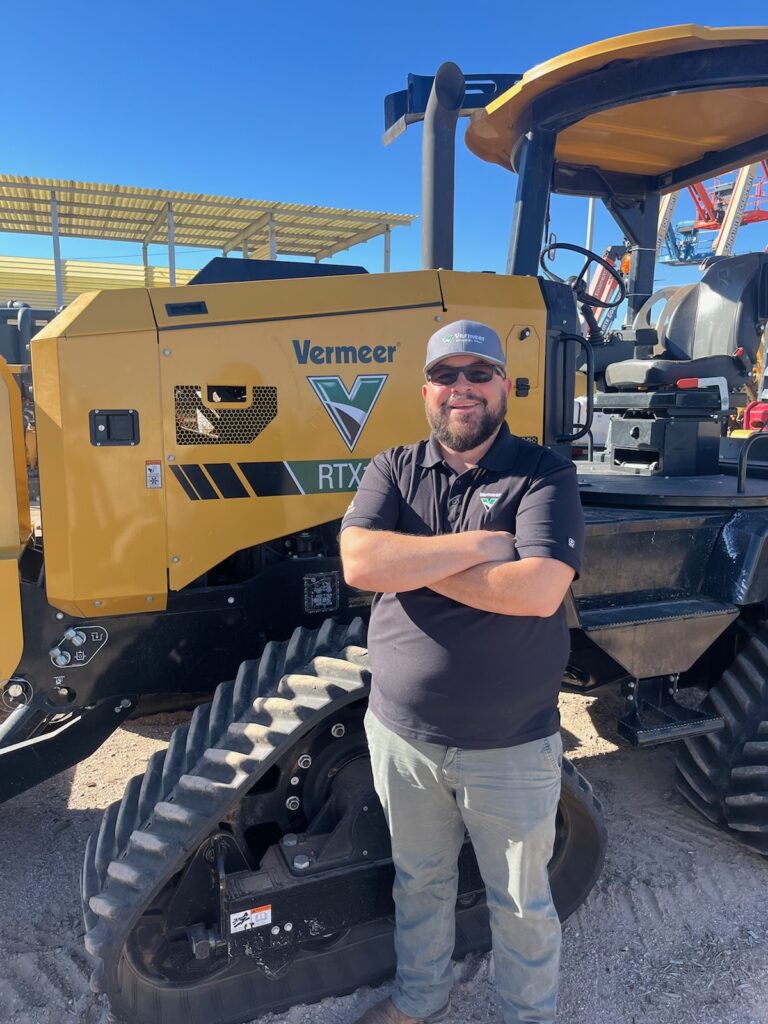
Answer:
[
  {"xmin": 480, "ymin": 492, "xmax": 501, "ymax": 511},
  {"xmin": 445, "ymin": 331, "xmax": 486, "ymax": 347}
]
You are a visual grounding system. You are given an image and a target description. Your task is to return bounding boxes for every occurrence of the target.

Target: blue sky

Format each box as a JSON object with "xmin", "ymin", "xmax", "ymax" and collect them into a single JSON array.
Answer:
[{"xmin": 3, "ymin": 2, "xmax": 767, "ymax": 293}]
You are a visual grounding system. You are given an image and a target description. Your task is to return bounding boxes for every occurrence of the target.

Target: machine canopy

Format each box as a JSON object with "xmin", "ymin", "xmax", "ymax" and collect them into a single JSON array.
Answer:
[{"xmin": 465, "ymin": 25, "xmax": 768, "ymax": 198}]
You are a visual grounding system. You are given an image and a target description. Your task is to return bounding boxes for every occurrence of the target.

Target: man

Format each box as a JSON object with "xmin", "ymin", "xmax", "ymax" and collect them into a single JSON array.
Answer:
[{"xmin": 340, "ymin": 319, "xmax": 584, "ymax": 1024}]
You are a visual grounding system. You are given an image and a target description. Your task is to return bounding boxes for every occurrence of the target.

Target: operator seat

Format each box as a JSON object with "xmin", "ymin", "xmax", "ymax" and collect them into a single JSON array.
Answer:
[
  {"xmin": 594, "ymin": 253, "xmax": 768, "ymax": 475},
  {"xmin": 603, "ymin": 252, "xmax": 768, "ymax": 391}
]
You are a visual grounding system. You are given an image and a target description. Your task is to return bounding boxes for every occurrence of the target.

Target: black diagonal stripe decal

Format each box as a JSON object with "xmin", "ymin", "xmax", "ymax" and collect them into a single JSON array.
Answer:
[
  {"xmin": 181, "ymin": 464, "xmax": 218, "ymax": 500},
  {"xmin": 171, "ymin": 460, "xmax": 365, "ymax": 500},
  {"xmin": 205, "ymin": 462, "xmax": 248, "ymax": 498},
  {"xmin": 170, "ymin": 464, "xmax": 200, "ymax": 500},
  {"xmin": 239, "ymin": 462, "xmax": 302, "ymax": 496}
]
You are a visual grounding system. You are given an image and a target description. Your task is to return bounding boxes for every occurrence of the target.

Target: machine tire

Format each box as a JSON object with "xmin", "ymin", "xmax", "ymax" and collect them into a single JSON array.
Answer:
[
  {"xmin": 676, "ymin": 622, "xmax": 768, "ymax": 854},
  {"xmin": 82, "ymin": 620, "xmax": 606, "ymax": 1024}
]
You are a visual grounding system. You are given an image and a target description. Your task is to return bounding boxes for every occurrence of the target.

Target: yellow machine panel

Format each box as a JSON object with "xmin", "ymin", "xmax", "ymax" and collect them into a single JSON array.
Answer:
[
  {"xmin": 439, "ymin": 271, "xmax": 546, "ymax": 392},
  {"xmin": 0, "ymin": 558, "xmax": 23, "ymax": 682},
  {"xmin": 0, "ymin": 356, "xmax": 27, "ymax": 684},
  {"xmin": 32, "ymin": 290, "xmax": 168, "ymax": 615},
  {"xmin": 0, "ymin": 356, "xmax": 30, "ymax": 557},
  {"xmin": 149, "ymin": 270, "xmax": 443, "ymax": 331},
  {"xmin": 32, "ymin": 270, "xmax": 548, "ymax": 600}
]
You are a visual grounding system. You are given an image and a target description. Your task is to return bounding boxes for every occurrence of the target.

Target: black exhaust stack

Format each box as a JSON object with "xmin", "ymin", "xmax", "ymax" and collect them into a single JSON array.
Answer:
[{"xmin": 422, "ymin": 62, "xmax": 465, "ymax": 270}]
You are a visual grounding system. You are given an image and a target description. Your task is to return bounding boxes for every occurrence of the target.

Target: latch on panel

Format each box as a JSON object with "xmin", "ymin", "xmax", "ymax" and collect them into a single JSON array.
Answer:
[{"xmin": 89, "ymin": 409, "xmax": 140, "ymax": 447}]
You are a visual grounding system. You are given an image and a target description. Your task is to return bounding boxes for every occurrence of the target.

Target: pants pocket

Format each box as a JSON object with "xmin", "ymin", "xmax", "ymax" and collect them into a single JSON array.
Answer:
[{"xmin": 541, "ymin": 733, "xmax": 562, "ymax": 774}]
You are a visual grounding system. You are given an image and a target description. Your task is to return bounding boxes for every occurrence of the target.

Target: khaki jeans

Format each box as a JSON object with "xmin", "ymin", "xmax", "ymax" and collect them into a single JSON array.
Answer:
[{"xmin": 365, "ymin": 709, "xmax": 562, "ymax": 1024}]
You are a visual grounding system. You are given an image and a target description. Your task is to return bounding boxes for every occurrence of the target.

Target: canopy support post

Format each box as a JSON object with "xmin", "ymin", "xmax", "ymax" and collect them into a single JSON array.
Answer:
[
  {"xmin": 507, "ymin": 127, "xmax": 556, "ymax": 276},
  {"xmin": 585, "ymin": 198, "xmax": 596, "ymax": 251},
  {"xmin": 50, "ymin": 191, "xmax": 64, "ymax": 307},
  {"xmin": 606, "ymin": 193, "xmax": 660, "ymax": 325},
  {"xmin": 167, "ymin": 203, "xmax": 176, "ymax": 286}
]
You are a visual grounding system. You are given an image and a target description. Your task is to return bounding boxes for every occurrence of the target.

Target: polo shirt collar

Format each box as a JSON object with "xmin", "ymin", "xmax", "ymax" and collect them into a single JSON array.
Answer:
[
  {"xmin": 420, "ymin": 434, "xmax": 444, "ymax": 467},
  {"xmin": 478, "ymin": 422, "xmax": 518, "ymax": 470},
  {"xmin": 419, "ymin": 422, "xmax": 518, "ymax": 470}
]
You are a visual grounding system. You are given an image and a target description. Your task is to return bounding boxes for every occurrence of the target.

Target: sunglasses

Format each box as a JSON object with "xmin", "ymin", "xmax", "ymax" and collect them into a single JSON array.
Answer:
[{"xmin": 426, "ymin": 363, "xmax": 504, "ymax": 386}]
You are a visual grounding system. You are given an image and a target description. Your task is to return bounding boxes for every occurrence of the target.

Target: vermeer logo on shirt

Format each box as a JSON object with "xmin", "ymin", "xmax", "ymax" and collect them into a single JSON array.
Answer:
[
  {"xmin": 307, "ymin": 375, "xmax": 387, "ymax": 452},
  {"xmin": 479, "ymin": 492, "xmax": 501, "ymax": 511}
]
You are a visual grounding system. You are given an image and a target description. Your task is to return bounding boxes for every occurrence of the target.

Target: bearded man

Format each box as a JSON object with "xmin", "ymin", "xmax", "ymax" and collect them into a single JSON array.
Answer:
[{"xmin": 340, "ymin": 320, "xmax": 584, "ymax": 1024}]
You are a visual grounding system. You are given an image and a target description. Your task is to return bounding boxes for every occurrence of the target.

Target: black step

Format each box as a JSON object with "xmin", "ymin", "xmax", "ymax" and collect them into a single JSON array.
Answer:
[{"xmin": 618, "ymin": 707, "xmax": 724, "ymax": 747}]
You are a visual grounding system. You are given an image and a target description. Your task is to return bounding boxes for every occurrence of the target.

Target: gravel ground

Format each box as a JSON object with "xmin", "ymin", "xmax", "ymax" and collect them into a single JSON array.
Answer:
[{"xmin": 1, "ymin": 686, "xmax": 766, "ymax": 1024}]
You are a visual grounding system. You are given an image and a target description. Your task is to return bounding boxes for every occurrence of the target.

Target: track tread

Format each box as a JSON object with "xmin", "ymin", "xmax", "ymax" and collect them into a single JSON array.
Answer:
[
  {"xmin": 93, "ymin": 802, "xmax": 120, "ymax": 887},
  {"xmin": 742, "ymin": 739, "xmax": 768, "ymax": 760},
  {"xmin": 675, "ymin": 746, "xmax": 722, "ymax": 807},
  {"xmin": 676, "ymin": 621, "xmax": 768, "ymax": 854},
  {"xmin": 82, "ymin": 620, "xmax": 370, "ymax": 1008}
]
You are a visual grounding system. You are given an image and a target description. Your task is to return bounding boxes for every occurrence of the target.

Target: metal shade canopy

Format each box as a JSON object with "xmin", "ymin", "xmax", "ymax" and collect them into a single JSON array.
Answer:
[
  {"xmin": 0, "ymin": 175, "xmax": 415, "ymax": 305},
  {"xmin": 465, "ymin": 24, "xmax": 768, "ymax": 198}
]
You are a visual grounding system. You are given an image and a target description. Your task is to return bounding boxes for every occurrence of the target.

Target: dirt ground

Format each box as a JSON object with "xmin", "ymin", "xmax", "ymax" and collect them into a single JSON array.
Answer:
[{"xmin": 1, "ymin": 686, "xmax": 766, "ymax": 1024}]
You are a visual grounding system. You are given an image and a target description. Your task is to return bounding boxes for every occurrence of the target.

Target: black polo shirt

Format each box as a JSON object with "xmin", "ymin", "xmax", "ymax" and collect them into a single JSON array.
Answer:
[{"xmin": 341, "ymin": 423, "xmax": 584, "ymax": 749}]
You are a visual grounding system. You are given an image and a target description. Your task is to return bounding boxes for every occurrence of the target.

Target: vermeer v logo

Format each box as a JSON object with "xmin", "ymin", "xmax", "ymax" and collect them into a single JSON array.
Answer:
[
  {"xmin": 307, "ymin": 374, "xmax": 387, "ymax": 452},
  {"xmin": 480, "ymin": 493, "xmax": 501, "ymax": 511}
]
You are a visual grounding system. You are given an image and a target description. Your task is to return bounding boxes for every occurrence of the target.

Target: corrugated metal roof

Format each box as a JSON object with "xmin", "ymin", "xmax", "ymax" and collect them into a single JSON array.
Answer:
[
  {"xmin": 0, "ymin": 176, "xmax": 415, "ymax": 260},
  {"xmin": 0, "ymin": 256, "xmax": 195, "ymax": 309}
]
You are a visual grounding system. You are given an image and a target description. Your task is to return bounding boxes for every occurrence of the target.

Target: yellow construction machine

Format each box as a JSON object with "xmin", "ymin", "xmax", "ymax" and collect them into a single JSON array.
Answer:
[{"xmin": 2, "ymin": 23, "xmax": 768, "ymax": 1024}]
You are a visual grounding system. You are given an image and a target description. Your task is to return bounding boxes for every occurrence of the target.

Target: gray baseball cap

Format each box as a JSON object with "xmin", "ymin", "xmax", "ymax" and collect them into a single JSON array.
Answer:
[{"xmin": 424, "ymin": 319, "xmax": 506, "ymax": 375}]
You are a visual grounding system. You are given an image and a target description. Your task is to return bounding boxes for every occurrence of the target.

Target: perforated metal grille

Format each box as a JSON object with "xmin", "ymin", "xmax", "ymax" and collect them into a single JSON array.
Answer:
[{"xmin": 175, "ymin": 385, "xmax": 277, "ymax": 445}]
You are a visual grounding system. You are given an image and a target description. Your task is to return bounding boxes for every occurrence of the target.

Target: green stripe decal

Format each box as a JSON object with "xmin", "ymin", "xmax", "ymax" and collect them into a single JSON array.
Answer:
[{"xmin": 283, "ymin": 459, "xmax": 370, "ymax": 494}]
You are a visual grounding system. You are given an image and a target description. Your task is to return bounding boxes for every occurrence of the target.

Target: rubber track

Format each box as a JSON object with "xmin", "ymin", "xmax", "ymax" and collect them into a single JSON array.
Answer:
[
  {"xmin": 81, "ymin": 618, "xmax": 369, "ymax": 996},
  {"xmin": 676, "ymin": 623, "xmax": 768, "ymax": 855}
]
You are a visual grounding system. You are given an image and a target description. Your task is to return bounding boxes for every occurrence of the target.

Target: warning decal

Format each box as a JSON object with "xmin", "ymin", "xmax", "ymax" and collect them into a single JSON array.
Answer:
[
  {"xmin": 230, "ymin": 904, "xmax": 272, "ymax": 933},
  {"xmin": 146, "ymin": 460, "xmax": 163, "ymax": 489}
]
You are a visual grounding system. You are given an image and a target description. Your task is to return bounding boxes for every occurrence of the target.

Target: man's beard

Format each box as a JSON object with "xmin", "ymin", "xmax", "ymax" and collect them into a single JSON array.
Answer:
[{"xmin": 427, "ymin": 394, "xmax": 507, "ymax": 452}]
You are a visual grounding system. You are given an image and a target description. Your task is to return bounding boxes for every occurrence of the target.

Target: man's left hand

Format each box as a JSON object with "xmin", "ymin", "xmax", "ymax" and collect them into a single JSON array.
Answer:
[{"xmin": 428, "ymin": 556, "xmax": 575, "ymax": 617}]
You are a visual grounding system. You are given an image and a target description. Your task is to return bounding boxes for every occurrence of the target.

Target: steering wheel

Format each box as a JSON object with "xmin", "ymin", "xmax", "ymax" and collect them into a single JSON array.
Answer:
[{"xmin": 539, "ymin": 242, "xmax": 626, "ymax": 309}]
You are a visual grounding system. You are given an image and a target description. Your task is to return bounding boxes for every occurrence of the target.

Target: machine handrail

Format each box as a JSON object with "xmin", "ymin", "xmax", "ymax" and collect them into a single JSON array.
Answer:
[
  {"xmin": 737, "ymin": 429, "xmax": 768, "ymax": 493},
  {"xmin": 558, "ymin": 334, "xmax": 594, "ymax": 444}
]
